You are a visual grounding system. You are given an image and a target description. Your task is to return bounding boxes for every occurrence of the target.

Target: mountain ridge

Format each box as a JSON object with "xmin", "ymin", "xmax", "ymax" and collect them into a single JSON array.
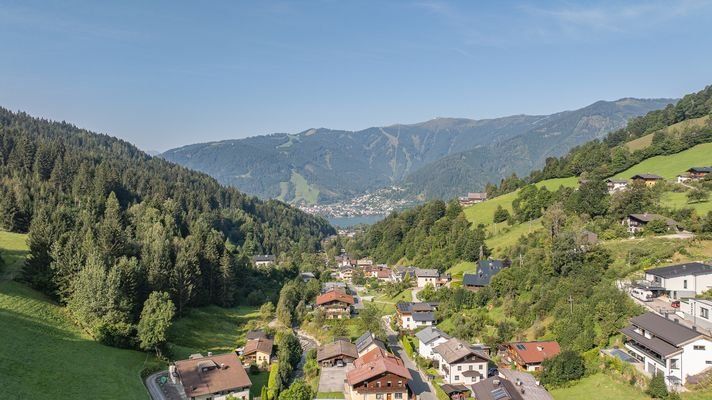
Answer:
[{"xmin": 161, "ymin": 97, "xmax": 675, "ymax": 204}]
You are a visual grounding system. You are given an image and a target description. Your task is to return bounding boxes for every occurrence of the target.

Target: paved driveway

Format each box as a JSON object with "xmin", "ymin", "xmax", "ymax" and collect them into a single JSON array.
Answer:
[{"xmin": 318, "ymin": 365, "xmax": 353, "ymax": 392}]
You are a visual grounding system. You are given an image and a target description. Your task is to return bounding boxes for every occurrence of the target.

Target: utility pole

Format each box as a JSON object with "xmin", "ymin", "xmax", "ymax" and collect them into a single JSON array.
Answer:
[{"xmin": 568, "ymin": 295, "xmax": 574, "ymax": 314}]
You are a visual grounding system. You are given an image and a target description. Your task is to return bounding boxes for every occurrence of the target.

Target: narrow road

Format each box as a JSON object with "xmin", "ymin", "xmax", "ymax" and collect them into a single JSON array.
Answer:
[{"xmin": 381, "ymin": 316, "xmax": 436, "ymax": 400}]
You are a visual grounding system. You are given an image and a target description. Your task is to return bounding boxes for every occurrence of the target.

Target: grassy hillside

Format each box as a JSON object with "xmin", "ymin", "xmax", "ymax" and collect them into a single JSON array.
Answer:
[
  {"xmin": 613, "ymin": 142, "xmax": 712, "ymax": 180},
  {"xmin": 625, "ymin": 115, "xmax": 710, "ymax": 152},
  {"xmin": 167, "ymin": 305, "xmax": 260, "ymax": 360},
  {"xmin": 661, "ymin": 191, "xmax": 712, "ymax": 214},
  {"xmin": 0, "ymin": 231, "xmax": 152, "ymax": 399}
]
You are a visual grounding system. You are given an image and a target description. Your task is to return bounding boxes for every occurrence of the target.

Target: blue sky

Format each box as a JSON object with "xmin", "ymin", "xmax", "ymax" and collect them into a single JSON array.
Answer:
[{"xmin": 1, "ymin": 0, "xmax": 711, "ymax": 151}]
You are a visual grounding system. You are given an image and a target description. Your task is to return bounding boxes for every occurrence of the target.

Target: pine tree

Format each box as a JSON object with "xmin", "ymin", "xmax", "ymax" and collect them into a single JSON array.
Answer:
[{"xmin": 217, "ymin": 253, "xmax": 236, "ymax": 307}]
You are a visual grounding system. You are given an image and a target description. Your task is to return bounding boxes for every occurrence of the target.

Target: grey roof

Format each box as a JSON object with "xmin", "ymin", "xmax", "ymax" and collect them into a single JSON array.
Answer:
[
  {"xmin": 415, "ymin": 326, "xmax": 450, "ymax": 345},
  {"xmin": 416, "ymin": 268, "xmax": 440, "ymax": 278},
  {"xmin": 688, "ymin": 167, "xmax": 712, "ymax": 173},
  {"xmin": 317, "ymin": 340, "xmax": 358, "ymax": 362},
  {"xmin": 396, "ymin": 302, "xmax": 437, "ymax": 314},
  {"xmin": 628, "ymin": 213, "xmax": 679, "ymax": 226},
  {"xmin": 413, "ymin": 312, "xmax": 436, "ymax": 322},
  {"xmin": 471, "ymin": 377, "xmax": 524, "ymax": 400},
  {"xmin": 440, "ymin": 384, "xmax": 469, "ymax": 395},
  {"xmin": 620, "ymin": 326, "xmax": 682, "ymax": 358},
  {"xmin": 253, "ymin": 255, "xmax": 276, "ymax": 262},
  {"xmin": 354, "ymin": 331, "xmax": 385, "ymax": 354},
  {"xmin": 606, "ymin": 178, "xmax": 629, "ymax": 184},
  {"xmin": 497, "ymin": 369, "xmax": 554, "ymax": 400},
  {"xmin": 628, "ymin": 312, "xmax": 704, "ymax": 347},
  {"xmin": 433, "ymin": 338, "xmax": 489, "ymax": 364},
  {"xmin": 631, "ymin": 173, "xmax": 663, "ymax": 180},
  {"xmin": 246, "ymin": 330, "xmax": 267, "ymax": 340},
  {"xmin": 645, "ymin": 262, "xmax": 712, "ymax": 278},
  {"xmin": 463, "ymin": 260, "xmax": 509, "ymax": 287}
]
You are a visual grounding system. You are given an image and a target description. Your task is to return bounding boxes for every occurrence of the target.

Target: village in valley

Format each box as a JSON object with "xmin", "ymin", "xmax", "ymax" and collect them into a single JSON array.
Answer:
[{"xmin": 153, "ymin": 164, "xmax": 712, "ymax": 400}]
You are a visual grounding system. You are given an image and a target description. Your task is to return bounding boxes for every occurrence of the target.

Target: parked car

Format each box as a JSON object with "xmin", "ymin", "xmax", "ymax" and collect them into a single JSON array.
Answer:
[{"xmin": 671, "ymin": 300, "xmax": 681, "ymax": 308}]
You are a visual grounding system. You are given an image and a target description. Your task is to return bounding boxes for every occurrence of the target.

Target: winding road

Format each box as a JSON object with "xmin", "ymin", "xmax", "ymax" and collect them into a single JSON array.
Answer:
[{"xmin": 381, "ymin": 316, "xmax": 436, "ymax": 400}]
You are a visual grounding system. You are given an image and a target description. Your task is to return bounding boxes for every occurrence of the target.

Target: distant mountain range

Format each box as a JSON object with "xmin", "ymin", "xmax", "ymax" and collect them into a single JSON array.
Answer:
[{"xmin": 161, "ymin": 98, "xmax": 675, "ymax": 204}]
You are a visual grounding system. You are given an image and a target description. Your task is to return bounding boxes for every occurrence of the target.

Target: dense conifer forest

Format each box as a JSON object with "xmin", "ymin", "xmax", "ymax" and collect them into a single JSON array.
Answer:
[{"xmin": 0, "ymin": 107, "xmax": 335, "ymax": 347}]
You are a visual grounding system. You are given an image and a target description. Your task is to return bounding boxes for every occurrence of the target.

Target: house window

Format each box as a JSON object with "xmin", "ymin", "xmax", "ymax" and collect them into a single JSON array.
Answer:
[
  {"xmin": 395, "ymin": 394, "xmax": 403, "ymax": 399},
  {"xmin": 694, "ymin": 345, "xmax": 706, "ymax": 350},
  {"xmin": 387, "ymin": 381, "xmax": 392, "ymax": 387},
  {"xmin": 479, "ymin": 364, "xmax": 483, "ymax": 370},
  {"xmin": 469, "ymin": 365, "xmax": 473, "ymax": 370},
  {"xmin": 455, "ymin": 375, "xmax": 460, "ymax": 381},
  {"xmin": 376, "ymin": 395, "xmax": 383, "ymax": 400},
  {"xmin": 702, "ymin": 308, "xmax": 710, "ymax": 319},
  {"xmin": 670, "ymin": 359, "xmax": 679, "ymax": 370},
  {"xmin": 398, "ymin": 381, "xmax": 403, "ymax": 387},
  {"xmin": 457, "ymin": 366, "xmax": 462, "ymax": 371},
  {"xmin": 706, "ymin": 361, "xmax": 712, "ymax": 365},
  {"xmin": 684, "ymin": 280, "xmax": 688, "ymax": 289},
  {"xmin": 377, "ymin": 382, "xmax": 381, "ymax": 388}
]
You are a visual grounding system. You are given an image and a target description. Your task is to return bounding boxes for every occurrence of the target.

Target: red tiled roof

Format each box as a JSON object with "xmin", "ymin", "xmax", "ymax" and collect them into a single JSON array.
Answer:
[
  {"xmin": 316, "ymin": 289, "xmax": 355, "ymax": 306},
  {"xmin": 347, "ymin": 347, "xmax": 411, "ymax": 385},
  {"xmin": 509, "ymin": 341, "xmax": 560, "ymax": 365}
]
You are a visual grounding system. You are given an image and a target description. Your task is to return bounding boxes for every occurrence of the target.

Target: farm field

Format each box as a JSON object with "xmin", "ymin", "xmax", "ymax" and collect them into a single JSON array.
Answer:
[{"xmin": 661, "ymin": 191, "xmax": 712, "ymax": 214}]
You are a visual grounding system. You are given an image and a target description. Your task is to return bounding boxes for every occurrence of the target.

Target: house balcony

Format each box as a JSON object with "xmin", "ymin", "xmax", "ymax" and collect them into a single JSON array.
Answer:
[{"xmin": 624, "ymin": 341, "xmax": 666, "ymax": 368}]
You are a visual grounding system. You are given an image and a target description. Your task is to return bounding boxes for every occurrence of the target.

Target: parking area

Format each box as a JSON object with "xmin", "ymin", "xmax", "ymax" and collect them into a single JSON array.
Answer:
[{"xmin": 318, "ymin": 365, "xmax": 353, "ymax": 393}]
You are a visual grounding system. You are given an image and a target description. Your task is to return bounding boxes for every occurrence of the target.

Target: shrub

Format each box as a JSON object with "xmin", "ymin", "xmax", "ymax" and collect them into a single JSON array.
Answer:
[
  {"xmin": 540, "ymin": 350, "xmax": 585, "ymax": 387},
  {"xmin": 646, "ymin": 373, "xmax": 668, "ymax": 399}
]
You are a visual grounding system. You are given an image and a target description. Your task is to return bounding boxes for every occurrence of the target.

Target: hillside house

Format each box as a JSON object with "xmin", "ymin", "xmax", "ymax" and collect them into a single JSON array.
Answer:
[
  {"xmin": 432, "ymin": 338, "xmax": 489, "ymax": 385},
  {"xmin": 606, "ymin": 178, "xmax": 629, "ymax": 194},
  {"xmin": 624, "ymin": 213, "xmax": 680, "ymax": 234},
  {"xmin": 631, "ymin": 173, "xmax": 664, "ymax": 187},
  {"xmin": 243, "ymin": 338, "xmax": 273, "ymax": 367},
  {"xmin": 501, "ymin": 341, "xmax": 560, "ymax": 371},
  {"xmin": 645, "ymin": 262, "xmax": 712, "ymax": 298},
  {"xmin": 396, "ymin": 302, "xmax": 438, "ymax": 330},
  {"xmin": 621, "ymin": 312, "xmax": 712, "ymax": 387},
  {"xmin": 316, "ymin": 289, "xmax": 355, "ymax": 319},
  {"xmin": 391, "ymin": 266, "xmax": 417, "ymax": 283},
  {"xmin": 415, "ymin": 268, "xmax": 440, "ymax": 288},
  {"xmin": 415, "ymin": 326, "xmax": 451, "ymax": 360},
  {"xmin": 339, "ymin": 265, "xmax": 355, "ymax": 281},
  {"xmin": 355, "ymin": 331, "xmax": 387, "ymax": 356},
  {"xmin": 686, "ymin": 167, "xmax": 712, "ymax": 181},
  {"xmin": 463, "ymin": 260, "xmax": 510, "ymax": 291},
  {"xmin": 357, "ymin": 258, "xmax": 374, "ymax": 268},
  {"xmin": 346, "ymin": 347, "xmax": 412, "ymax": 400},
  {"xmin": 459, "ymin": 192, "xmax": 488, "ymax": 207},
  {"xmin": 317, "ymin": 339, "xmax": 359, "ymax": 367},
  {"xmin": 173, "ymin": 352, "xmax": 252, "ymax": 400},
  {"xmin": 253, "ymin": 255, "xmax": 276, "ymax": 268}
]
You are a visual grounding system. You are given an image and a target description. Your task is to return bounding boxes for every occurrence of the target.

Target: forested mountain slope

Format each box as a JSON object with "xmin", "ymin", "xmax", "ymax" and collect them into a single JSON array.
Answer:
[
  {"xmin": 0, "ymin": 107, "xmax": 334, "ymax": 347},
  {"xmin": 162, "ymin": 98, "xmax": 671, "ymax": 204}
]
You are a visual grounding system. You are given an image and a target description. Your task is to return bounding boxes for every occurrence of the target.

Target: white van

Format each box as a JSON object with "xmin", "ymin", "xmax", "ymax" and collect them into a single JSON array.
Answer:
[{"xmin": 631, "ymin": 288, "xmax": 654, "ymax": 302}]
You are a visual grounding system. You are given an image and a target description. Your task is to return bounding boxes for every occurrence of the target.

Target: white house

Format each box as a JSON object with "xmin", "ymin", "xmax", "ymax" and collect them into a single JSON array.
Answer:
[
  {"xmin": 253, "ymin": 255, "xmax": 276, "ymax": 268},
  {"xmin": 621, "ymin": 312, "xmax": 712, "ymax": 387},
  {"xmin": 396, "ymin": 302, "xmax": 438, "ymax": 330},
  {"xmin": 680, "ymin": 299, "xmax": 712, "ymax": 331},
  {"xmin": 606, "ymin": 178, "xmax": 629, "ymax": 194},
  {"xmin": 415, "ymin": 326, "xmax": 450, "ymax": 360},
  {"xmin": 645, "ymin": 262, "xmax": 712, "ymax": 298},
  {"xmin": 432, "ymin": 338, "xmax": 489, "ymax": 385},
  {"xmin": 415, "ymin": 268, "xmax": 440, "ymax": 288}
]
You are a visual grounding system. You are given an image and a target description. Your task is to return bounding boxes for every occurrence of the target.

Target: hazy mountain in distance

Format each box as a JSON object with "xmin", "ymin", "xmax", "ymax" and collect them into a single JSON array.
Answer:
[{"xmin": 161, "ymin": 97, "xmax": 674, "ymax": 204}]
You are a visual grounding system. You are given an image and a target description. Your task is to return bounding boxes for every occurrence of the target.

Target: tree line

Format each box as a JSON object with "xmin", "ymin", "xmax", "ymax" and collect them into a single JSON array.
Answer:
[
  {"xmin": 345, "ymin": 199, "xmax": 489, "ymax": 270},
  {"xmin": 0, "ymin": 107, "xmax": 335, "ymax": 349}
]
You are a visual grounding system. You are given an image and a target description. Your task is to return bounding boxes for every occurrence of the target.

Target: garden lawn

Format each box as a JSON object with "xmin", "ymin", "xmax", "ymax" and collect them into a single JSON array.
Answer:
[
  {"xmin": 167, "ymin": 305, "xmax": 260, "ymax": 359},
  {"xmin": 0, "ymin": 280, "xmax": 152, "ymax": 400},
  {"xmin": 550, "ymin": 374, "xmax": 649, "ymax": 400},
  {"xmin": 248, "ymin": 370, "xmax": 269, "ymax": 398}
]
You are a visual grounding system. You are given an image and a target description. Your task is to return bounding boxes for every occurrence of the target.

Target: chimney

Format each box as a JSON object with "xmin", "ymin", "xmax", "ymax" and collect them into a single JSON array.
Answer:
[
  {"xmin": 221, "ymin": 363, "xmax": 227, "ymax": 369},
  {"xmin": 493, "ymin": 379, "xmax": 500, "ymax": 386},
  {"xmin": 537, "ymin": 346, "xmax": 544, "ymax": 351}
]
